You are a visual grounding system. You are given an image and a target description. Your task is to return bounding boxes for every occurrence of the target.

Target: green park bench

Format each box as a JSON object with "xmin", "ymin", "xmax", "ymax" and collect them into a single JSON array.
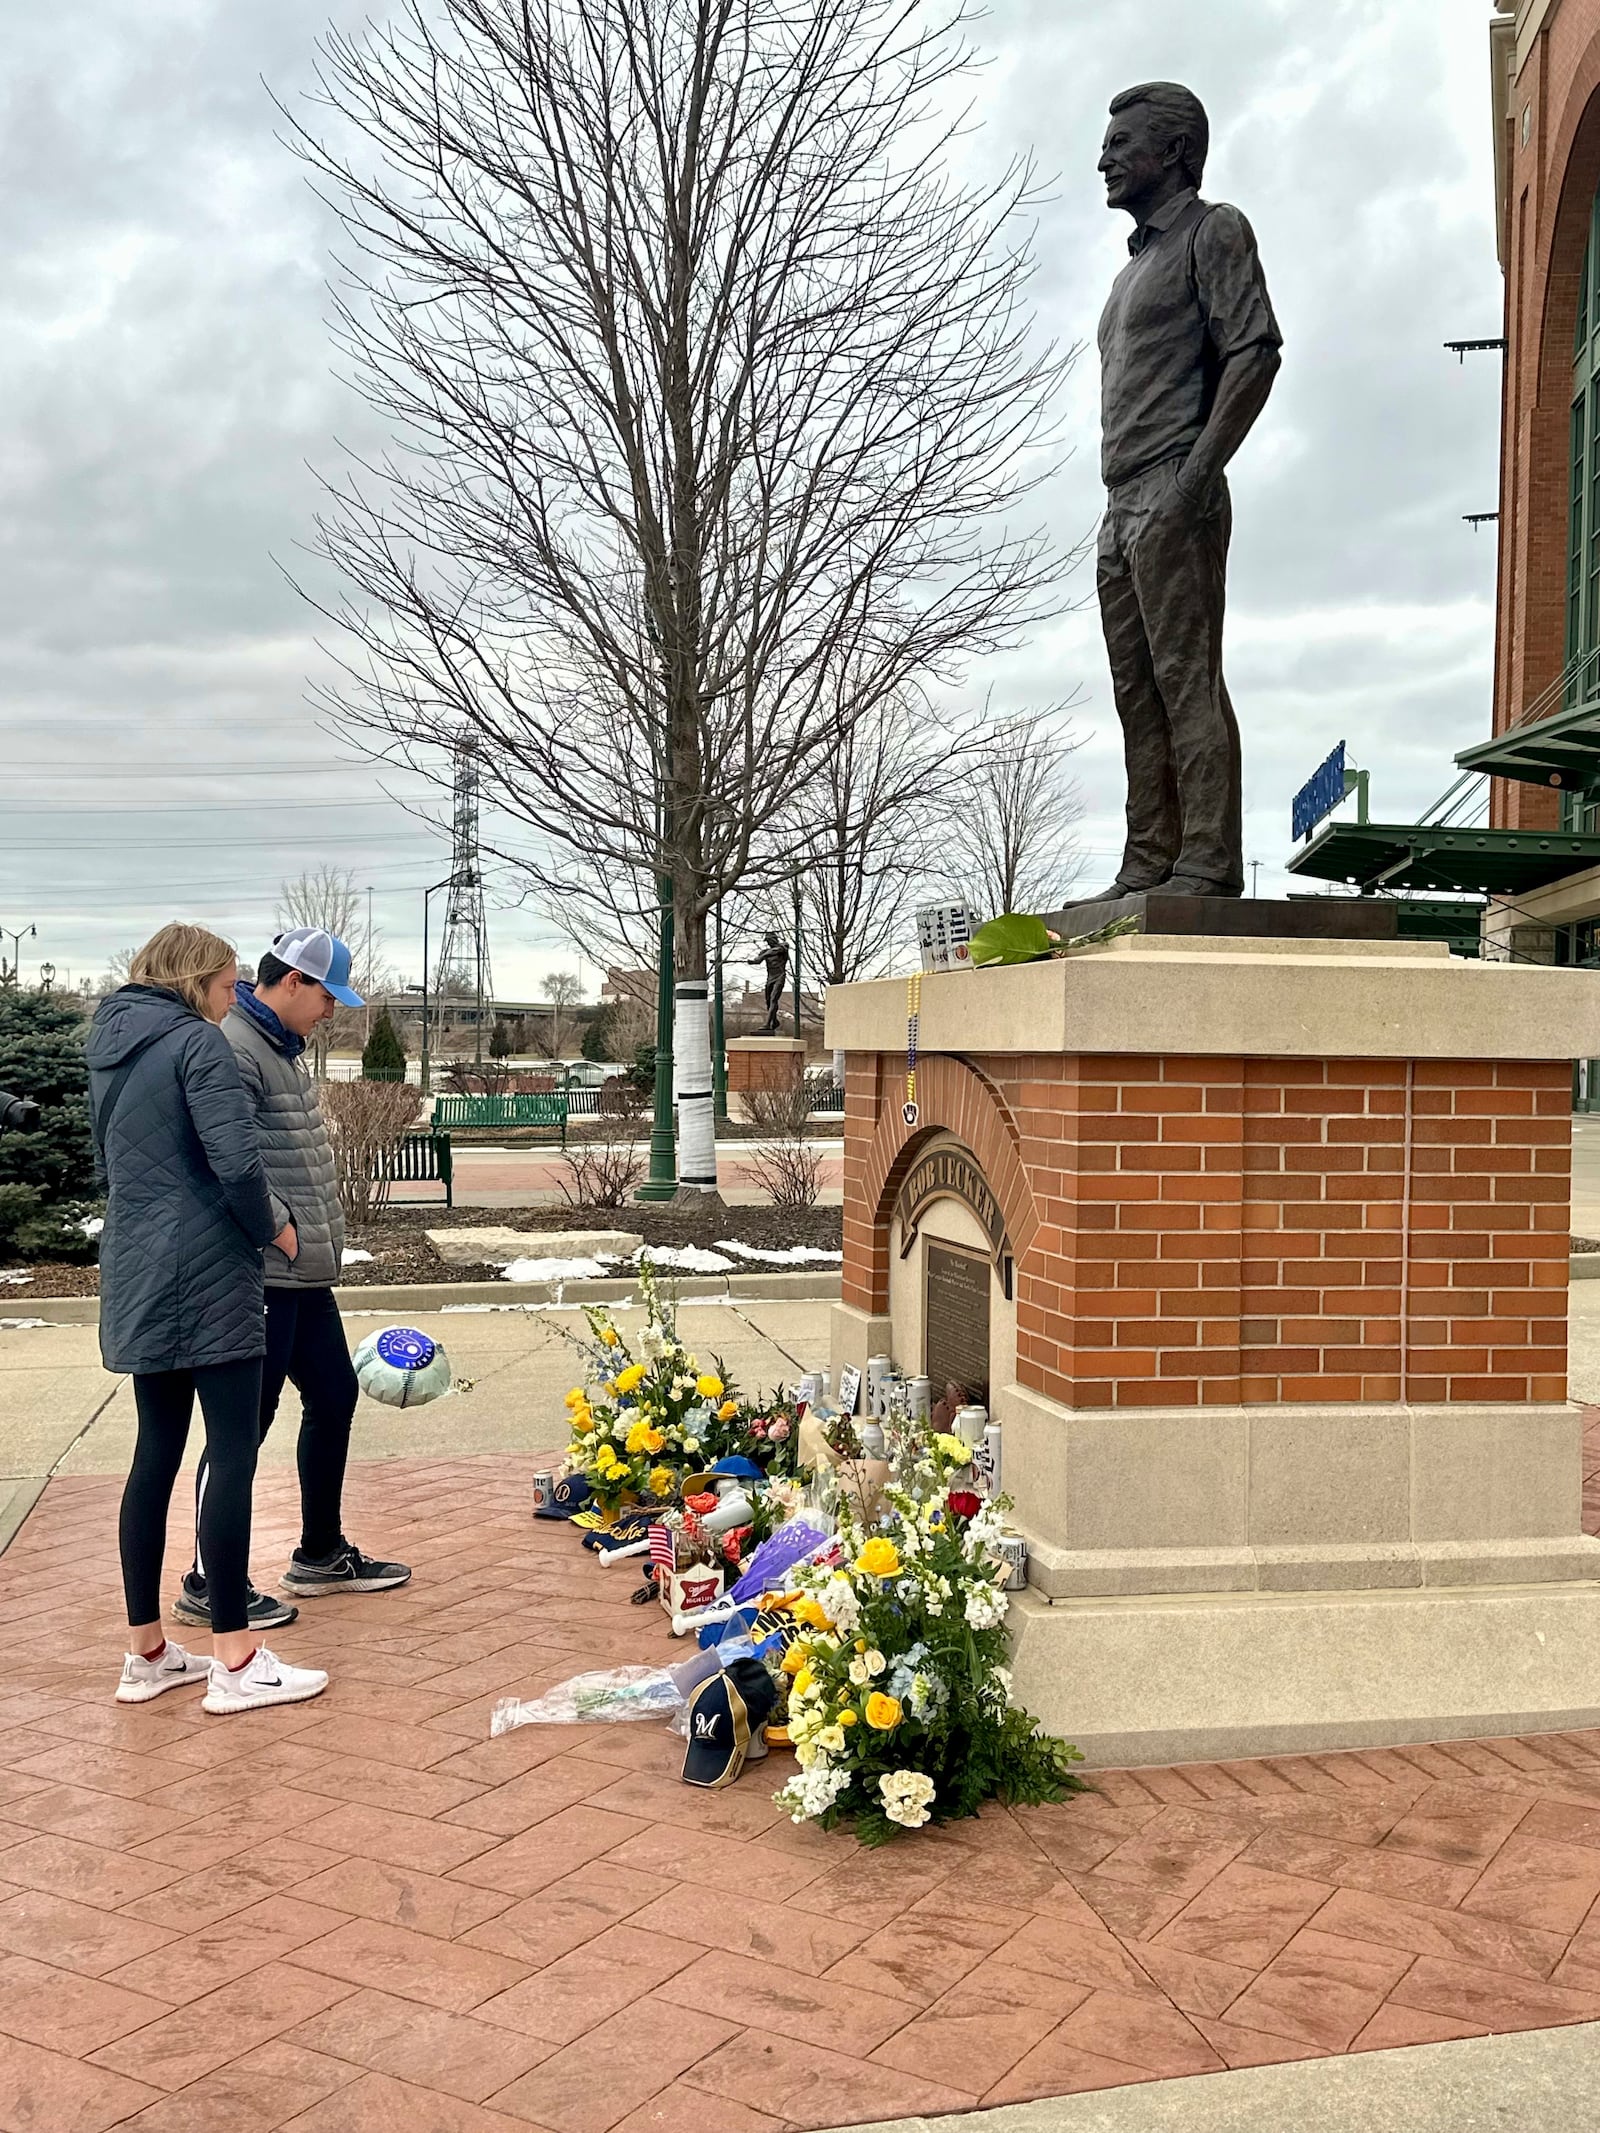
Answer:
[
  {"xmin": 382, "ymin": 1130, "xmax": 456, "ymax": 1208},
  {"xmin": 428, "ymin": 1092, "xmax": 569, "ymax": 1146}
]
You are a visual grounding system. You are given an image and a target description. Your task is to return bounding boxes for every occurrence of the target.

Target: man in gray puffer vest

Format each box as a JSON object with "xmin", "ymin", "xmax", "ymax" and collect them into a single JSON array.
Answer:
[{"xmin": 176, "ymin": 927, "xmax": 410, "ymax": 1630}]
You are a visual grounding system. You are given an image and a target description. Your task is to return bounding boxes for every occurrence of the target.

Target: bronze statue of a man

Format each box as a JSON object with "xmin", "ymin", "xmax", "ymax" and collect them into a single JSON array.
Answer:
[{"xmin": 1094, "ymin": 82, "xmax": 1281, "ymax": 900}]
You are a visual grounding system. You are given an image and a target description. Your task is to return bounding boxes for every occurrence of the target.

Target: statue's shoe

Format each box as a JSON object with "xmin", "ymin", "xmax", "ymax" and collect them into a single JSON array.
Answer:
[
  {"xmin": 1163, "ymin": 875, "xmax": 1244, "ymax": 898},
  {"xmin": 1077, "ymin": 875, "xmax": 1171, "ymax": 901}
]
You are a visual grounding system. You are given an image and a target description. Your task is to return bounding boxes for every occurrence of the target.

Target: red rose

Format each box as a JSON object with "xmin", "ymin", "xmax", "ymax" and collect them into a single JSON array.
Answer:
[{"xmin": 947, "ymin": 1490, "xmax": 981, "ymax": 1521}]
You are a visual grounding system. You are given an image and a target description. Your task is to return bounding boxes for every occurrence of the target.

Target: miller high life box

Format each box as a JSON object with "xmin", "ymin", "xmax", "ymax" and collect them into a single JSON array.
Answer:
[{"xmin": 660, "ymin": 1563, "xmax": 725, "ymax": 1620}]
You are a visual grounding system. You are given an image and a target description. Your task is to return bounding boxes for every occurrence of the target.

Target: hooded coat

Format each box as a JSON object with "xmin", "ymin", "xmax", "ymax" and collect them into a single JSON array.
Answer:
[{"xmin": 86, "ymin": 986, "xmax": 276, "ymax": 1375}]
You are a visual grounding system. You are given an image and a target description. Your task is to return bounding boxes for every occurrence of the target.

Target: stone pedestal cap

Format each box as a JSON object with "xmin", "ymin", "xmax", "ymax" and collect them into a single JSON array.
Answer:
[{"xmin": 824, "ymin": 934, "xmax": 1600, "ymax": 1061}]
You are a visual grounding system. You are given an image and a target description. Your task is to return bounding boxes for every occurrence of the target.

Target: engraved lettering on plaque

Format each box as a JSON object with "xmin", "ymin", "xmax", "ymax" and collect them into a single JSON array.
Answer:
[
  {"xmin": 895, "ymin": 1137, "xmax": 1010, "ymax": 1266},
  {"xmin": 924, "ymin": 1241, "xmax": 991, "ymax": 1408}
]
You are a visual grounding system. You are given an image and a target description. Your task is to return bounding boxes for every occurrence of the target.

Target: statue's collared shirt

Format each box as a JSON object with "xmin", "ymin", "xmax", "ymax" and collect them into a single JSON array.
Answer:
[{"xmin": 1098, "ymin": 186, "xmax": 1281, "ymax": 489}]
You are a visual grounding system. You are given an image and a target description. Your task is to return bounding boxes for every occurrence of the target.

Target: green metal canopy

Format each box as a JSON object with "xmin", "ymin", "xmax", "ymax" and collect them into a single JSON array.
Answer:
[
  {"xmin": 1286, "ymin": 821, "xmax": 1600, "ymax": 896},
  {"xmin": 1454, "ymin": 696, "xmax": 1600, "ymax": 789}
]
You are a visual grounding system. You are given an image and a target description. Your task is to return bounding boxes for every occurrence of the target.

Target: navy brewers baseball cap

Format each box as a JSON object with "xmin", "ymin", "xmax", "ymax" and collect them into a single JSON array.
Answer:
[{"xmin": 271, "ymin": 927, "xmax": 364, "ymax": 1008}]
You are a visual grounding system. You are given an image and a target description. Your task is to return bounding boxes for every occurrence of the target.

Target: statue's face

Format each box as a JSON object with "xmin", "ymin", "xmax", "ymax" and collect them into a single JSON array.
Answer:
[{"xmin": 1098, "ymin": 104, "xmax": 1173, "ymax": 214}]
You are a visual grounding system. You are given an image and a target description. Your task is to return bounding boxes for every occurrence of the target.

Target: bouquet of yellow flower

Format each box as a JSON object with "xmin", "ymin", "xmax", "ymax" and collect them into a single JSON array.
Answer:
[
  {"xmin": 562, "ymin": 1261, "xmax": 738, "ymax": 1515},
  {"xmin": 774, "ymin": 1428, "xmax": 1083, "ymax": 1843}
]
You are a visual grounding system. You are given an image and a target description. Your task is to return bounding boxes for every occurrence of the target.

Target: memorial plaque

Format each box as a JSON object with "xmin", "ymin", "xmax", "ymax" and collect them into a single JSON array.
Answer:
[{"xmin": 924, "ymin": 1241, "xmax": 991, "ymax": 1407}]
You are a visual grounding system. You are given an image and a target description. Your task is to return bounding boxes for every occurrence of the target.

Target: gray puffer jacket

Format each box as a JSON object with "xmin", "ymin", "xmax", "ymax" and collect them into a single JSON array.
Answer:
[
  {"xmin": 87, "ymin": 986, "xmax": 276, "ymax": 1375},
  {"xmin": 224, "ymin": 991, "xmax": 344, "ymax": 1289}
]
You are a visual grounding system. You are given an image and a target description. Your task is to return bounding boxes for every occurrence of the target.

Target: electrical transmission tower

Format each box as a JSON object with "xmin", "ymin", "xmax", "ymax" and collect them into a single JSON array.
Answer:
[{"xmin": 435, "ymin": 739, "xmax": 493, "ymax": 1061}]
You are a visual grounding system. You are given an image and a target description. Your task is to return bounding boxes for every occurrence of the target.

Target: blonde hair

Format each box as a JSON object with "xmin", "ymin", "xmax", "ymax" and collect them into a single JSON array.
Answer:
[{"xmin": 128, "ymin": 923, "xmax": 237, "ymax": 1022}]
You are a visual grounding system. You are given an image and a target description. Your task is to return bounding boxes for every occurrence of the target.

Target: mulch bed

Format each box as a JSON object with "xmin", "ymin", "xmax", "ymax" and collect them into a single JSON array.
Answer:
[{"xmin": 5, "ymin": 1201, "xmax": 843, "ymax": 1299}]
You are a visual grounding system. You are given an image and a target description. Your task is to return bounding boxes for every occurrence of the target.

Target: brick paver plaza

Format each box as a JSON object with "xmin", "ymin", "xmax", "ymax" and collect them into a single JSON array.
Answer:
[{"xmin": 1, "ymin": 1426, "xmax": 1599, "ymax": 2132}]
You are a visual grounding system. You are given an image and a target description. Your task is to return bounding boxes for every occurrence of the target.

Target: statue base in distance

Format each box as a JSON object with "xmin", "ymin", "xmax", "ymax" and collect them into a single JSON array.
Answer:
[{"xmin": 1041, "ymin": 889, "xmax": 1397, "ymax": 944}]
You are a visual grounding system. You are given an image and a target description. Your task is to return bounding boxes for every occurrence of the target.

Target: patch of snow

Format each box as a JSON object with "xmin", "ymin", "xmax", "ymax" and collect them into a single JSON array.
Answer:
[
  {"xmin": 501, "ymin": 1256, "xmax": 612, "ymax": 1282},
  {"xmin": 79, "ymin": 1217, "xmax": 105, "ymax": 1238},
  {"xmin": 0, "ymin": 1272, "xmax": 33, "ymax": 1286},
  {"xmin": 712, "ymin": 1240, "xmax": 842, "ymax": 1265},
  {"xmin": 0, "ymin": 1318, "xmax": 51, "ymax": 1332},
  {"xmin": 341, "ymin": 1249, "xmax": 376, "ymax": 1266},
  {"xmin": 634, "ymin": 1245, "xmax": 734, "ymax": 1273}
]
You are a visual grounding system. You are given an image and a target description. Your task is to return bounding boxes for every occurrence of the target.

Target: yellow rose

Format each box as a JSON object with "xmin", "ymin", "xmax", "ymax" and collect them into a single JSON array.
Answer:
[
  {"xmin": 793, "ymin": 1597, "xmax": 831, "ymax": 1629},
  {"xmin": 614, "ymin": 1363, "xmax": 647, "ymax": 1395},
  {"xmin": 571, "ymin": 1413, "xmax": 596, "ymax": 1437},
  {"xmin": 839, "ymin": 1709, "xmax": 858, "ymax": 1727},
  {"xmin": 696, "ymin": 1374, "xmax": 724, "ymax": 1399},
  {"xmin": 600, "ymin": 1326, "xmax": 620, "ymax": 1347},
  {"xmin": 864, "ymin": 1692, "xmax": 903, "ymax": 1731},
  {"xmin": 718, "ymin": 1399, "xmax": 739, "ymax": 1421},
  {"xmin": 642, "ymin": 1428, "xmax": 666, "ymax": 1455},
  {"xmin": 793, "ymin": 1664, "xmax": 815, "ymax": 1698},
  {"xmin": 855, "ymin": 1538, "xmax": 901, "ymax": 1580},
  {"xmin": 625, "ymin": 1421, "xmax": 654, "ymax": 1455},
  {"xmin": 564, "ymin": 1387, "xmax": 587, "ymax": 1410},
  {"xmin": 781, "ymin": 1643, "xmax": 809, "ymax": 1676}
]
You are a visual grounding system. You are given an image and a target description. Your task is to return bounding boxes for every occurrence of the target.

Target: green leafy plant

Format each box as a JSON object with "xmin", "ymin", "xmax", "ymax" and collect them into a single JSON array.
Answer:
[{"xmin": 969, "ymin": 912, "xmax": 1054, "ymax": 967}]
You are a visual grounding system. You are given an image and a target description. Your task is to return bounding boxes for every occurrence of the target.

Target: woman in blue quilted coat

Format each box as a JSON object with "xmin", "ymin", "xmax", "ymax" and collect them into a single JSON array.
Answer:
[{"xmin": 86, "ymin": 924, "xmax": 327, "ymax": 1716}]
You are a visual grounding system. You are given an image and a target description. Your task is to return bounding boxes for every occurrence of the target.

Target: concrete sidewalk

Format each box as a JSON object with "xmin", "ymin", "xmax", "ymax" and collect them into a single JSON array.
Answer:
[
  {"xmin": 846, "ymin": 2021, "xmax": 1600, "ymax": 2132},
  {"xmin": 0, "ymin": 1295, "xmax": 833, "ymax": 1547}
]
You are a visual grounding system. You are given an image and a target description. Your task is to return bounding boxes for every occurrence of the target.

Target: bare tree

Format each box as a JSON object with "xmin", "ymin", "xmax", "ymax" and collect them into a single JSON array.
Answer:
[
  {"xmin": 96, "ymin": 949, "xmax": 135, "ymax": 997},
  {"xmin": 274, "ymin": 864, "xmax": 389, "ymax": 1073},
  {"xmin": 275, "ymin": 866, "xmax": 389, "ymax": 993},
  {"xmin": 541, "ymin": 971, "xmax": 585, "ymax": 1057},
  {"xmin": 286, "ymin": 0, "xmax": 1071, "ymax": 1193},
  {"xmin": 951, "ymin": 707, "xmax": 1087, "ymax": 920},
  {"xmin": 785, "ymin": 690, "xmax": 987, "ymax": 989}
]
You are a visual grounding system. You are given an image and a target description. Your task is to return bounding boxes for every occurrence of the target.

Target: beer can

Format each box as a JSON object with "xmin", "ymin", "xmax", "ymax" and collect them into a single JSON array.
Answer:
[
  {"xmin": 982, "ymin": 1421, "xmax": 1003, "ymax": 1497},
  {"xmin": 865, "ymin": 1355, "xmax": 893, "ymax": 1415},
  {"xmin": 994, "ymin": 1532, "xmax": 1028, "ymax": 1592},
  {"xmin": 953, "ymin": 1403, "xmax": 988, "ymax": 1450},
  {"xmin": 531, "ymin": 1470, "xmax": 555, "ymax": 1513},
  {"xmin": 795, "ymin": 1372, "xmax": 821, "ymax": 1408},
  {"xmin": 909, "ymin": 1376, "xmax": 931, "ymax": 1422}
]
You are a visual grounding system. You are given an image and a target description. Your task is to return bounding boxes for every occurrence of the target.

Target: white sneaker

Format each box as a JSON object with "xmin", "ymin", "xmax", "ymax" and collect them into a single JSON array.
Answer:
[
  {"xmin": 116, "ymin": 1640, "xmax": 211, "ymax": 1703},
  {"xmin": 201, "ymin": 1645, "xmax": 329, "ymax": 1716}
]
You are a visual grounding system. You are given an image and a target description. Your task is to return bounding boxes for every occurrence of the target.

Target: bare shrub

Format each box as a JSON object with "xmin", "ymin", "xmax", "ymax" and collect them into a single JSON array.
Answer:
[
  {"xmin": 320, "ymin": 1079, "xmax": 421, "ymax": 1224},
  {"xmin": 598, "ymin": 1074, "xmax": 648, "ymax": 1126},
  {"xmin": 559, "ymin": 1138, "xmax": 646, "ymax": 1210},
  {"xmin": 743, "ymin": 1073, "xmax": 829, "ymax": 1211}
]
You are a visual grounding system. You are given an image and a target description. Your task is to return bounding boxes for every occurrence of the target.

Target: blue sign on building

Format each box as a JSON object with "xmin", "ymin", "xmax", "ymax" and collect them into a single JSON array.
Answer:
[{"xmin": 1292, "ymin": 741, "xmax": 1348, "ymax": 842}]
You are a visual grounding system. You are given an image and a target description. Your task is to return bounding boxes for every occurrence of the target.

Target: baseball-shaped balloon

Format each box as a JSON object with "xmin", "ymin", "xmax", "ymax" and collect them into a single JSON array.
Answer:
[{"xmin": 353, "ymin": 1325, "xmax": 455, "ymax": 1408}]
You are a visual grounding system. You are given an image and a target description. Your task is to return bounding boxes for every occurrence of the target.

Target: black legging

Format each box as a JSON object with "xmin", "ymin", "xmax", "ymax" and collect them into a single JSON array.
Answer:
[
  {"xmin": 192, "ymin": 1287, "xmax": 358, "ymax": 1572},
  {"xmin": 122, "ymin": 1359, "xmax": 262, "ymax": 1636}
]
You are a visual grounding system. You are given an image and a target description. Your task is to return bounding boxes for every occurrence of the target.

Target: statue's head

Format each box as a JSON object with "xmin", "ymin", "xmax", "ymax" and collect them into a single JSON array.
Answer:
[
  {"xmin": 766, "ymin": 932, "xmax": 781, "ymax": 946},
  {"xmin": 1100, "ymin": 82, "xmax": 1209, "ymax": 216}
]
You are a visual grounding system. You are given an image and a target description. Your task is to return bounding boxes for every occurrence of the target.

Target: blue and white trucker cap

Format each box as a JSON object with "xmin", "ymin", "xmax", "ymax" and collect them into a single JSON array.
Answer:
[{"xmin": 270, "ymin": 927, "xmax": 364, "ymax": 1008}]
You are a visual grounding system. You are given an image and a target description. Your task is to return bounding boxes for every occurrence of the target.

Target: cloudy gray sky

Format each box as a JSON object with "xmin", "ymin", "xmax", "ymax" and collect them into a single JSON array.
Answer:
[{"xmin": 0, "ymin": 0, "xmax": 1503, "ymax": 997}]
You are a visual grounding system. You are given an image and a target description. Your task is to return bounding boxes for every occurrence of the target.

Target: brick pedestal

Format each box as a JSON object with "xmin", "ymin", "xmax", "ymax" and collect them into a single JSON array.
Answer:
[
  {"xmin": 725, "ymin": 1036, "xmax": 805, "ymax": 1122},
  {"xmin": 825, "ymin": 933, "xmax": 1600, "ymax": 1764}
]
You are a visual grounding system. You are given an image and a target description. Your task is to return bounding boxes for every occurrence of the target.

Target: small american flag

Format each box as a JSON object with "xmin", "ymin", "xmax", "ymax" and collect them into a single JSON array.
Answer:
[{"xmin": 648, "ymin": 1519, "xmax": 677, "ymax": 1574}]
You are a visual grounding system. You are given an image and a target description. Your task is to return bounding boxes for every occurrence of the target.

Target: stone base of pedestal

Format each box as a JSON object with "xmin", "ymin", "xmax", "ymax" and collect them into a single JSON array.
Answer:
[
  {"xmin": 824, "ymin": 933, "xmax": 1600, "ymax": 1768},
  {"xmin": 1008, "ymin": 1579, "xmax": 1600, "ymax": 1767}
]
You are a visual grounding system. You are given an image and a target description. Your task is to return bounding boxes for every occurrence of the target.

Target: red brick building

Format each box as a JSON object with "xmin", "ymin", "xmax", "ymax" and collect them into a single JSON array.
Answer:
[{"xmin": 1491, "ymin": 0, "xmax": 1600, "ymax": 833}]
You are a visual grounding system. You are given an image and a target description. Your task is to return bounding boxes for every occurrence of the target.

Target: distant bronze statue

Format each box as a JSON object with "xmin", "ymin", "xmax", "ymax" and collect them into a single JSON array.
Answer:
[
  {"xmin": 1092, "ymin": 82, "xmax": 1281, "ymax": 901},
  {"xmin": 750, "ymin": 933, "xmax": 790, "ymax": 1035}
]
